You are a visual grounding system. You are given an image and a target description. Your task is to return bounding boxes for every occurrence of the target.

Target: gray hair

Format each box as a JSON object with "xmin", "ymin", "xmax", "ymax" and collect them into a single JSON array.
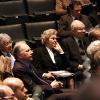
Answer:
[
  {"xmin": 89, "ymin": 27, "xmax": 100, "ymax": 41},
  {"xmin": 87, "ymin": 40, "xmax": 100, "ymax": 58},
  {"xmin": 71, "ymin": 20, "xmax": 85, "ymax": 31},
  {"xmin": 13, "ymin": 41, "xmax": 27, "ymax": 59},
  {"xmin": 0, "ymin": 33, "xmax": 12, "ymax": 46},
  {"xmin": 41, "ymin": 29, "xmax": 57, "ymax": 44}
]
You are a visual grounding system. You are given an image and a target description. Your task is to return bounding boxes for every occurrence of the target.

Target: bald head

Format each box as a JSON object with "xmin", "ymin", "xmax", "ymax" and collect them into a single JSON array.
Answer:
[
  {"xmin": 0, "ymin": 84, "xmax": 17, "ymax": 100},
  {"xmin": 3, "ymin": 77, "xmax": 28, "ymax": 100},
  {"xmin": 3, "ymin": 77, "xmax": 25, "ymax": 92}
]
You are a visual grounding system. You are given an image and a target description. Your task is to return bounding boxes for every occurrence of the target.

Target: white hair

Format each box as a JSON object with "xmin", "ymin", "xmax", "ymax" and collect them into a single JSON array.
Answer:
[
  {"xmin": 71, "ymin": 20, "xmax": 85, "ymax": 30},
  {"xmin": 87, "ymin": 40, "xmax": 100, "ymax": 57},
  {"xmin": 41, "ymin": 29, "xmax": 57, "ymax": 44},
  {"xmin": 0, "ymin": 33, "xmax": 12, "ymax": 45}
]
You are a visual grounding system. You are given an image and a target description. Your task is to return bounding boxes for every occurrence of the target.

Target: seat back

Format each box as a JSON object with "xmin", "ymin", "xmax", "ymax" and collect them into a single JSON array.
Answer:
[
  {"xmin": 26, "ymin": 0, "xmax": 56, "ymax": 15},
  {"xmin": 0, "ymin": 0, "xmax": 26, "ymax": 17},
  {"xmin": 0, "ymin": 24, "xmax": 26, "ymax": 41},
  {"xmin": 25, "ymin": 21, "xmax": 58, "ymax": 40}
]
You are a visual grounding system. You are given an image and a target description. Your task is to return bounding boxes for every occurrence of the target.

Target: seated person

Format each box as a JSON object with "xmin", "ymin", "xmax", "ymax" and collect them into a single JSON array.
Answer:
[
  {"xmin": 87, "ymin": 40, "xmax": 100, "ymax": 77},
  {"xmin": 61, "ymin": 20, "xmax": 91, "ymax": 87},
  {"xmin": 33, "ymin": 29, "xmax": 73, "ymax": 88},
  {"xmin": 0, "ymin": 33, "xmax": 15, "ymax": 68},
  {"xmin": 58, "ymin": 0, "xmax": 93, "ymax": 37},
  {"xmin": 3, "ymin": 77, "xmax": 32, "ymax": 100},
  {"xmin": 12, "ymin": 41, "xmax": 70, "ymax": 99},
  {"xmin": 33, "ymin": 29, "xmax": 70, "ymax": 74}
]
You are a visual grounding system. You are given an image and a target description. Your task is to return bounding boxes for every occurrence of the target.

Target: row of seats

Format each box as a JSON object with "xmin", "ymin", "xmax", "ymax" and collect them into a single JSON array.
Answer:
[
  {"xmin": 0, "ymin": 21, "xmax": 58, "ymax": 42},
  {"xmin": 0, "ymin": 0, "xmax": 57, "ymax": 25}
]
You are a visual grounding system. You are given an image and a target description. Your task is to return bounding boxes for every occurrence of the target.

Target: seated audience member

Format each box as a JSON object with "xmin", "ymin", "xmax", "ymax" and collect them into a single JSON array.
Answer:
[
  {"xmin": 89, "ymin": 27, "xmax": 100, "ymax": 42},
  {"xmin": 58, "ymin": 0, "xmax": 93, "ymax": 37},
  {"xmin": 61, "ymin": 20, "xmax": 91, "ymax": 87},
  {"xmin": 0, "ymin": 84, "xmax": 18, "ymax": 100},
  {"xmin": 0, "ymin": 33, "xmax": 14, "ymax": 80},
  {"xmin": 55, "ymin": 0, "xmax": 71, "ymax": 15},
  {"xmin": 87, "ymin": 40, "xmax": 100, "ymax": 77},
  {"xmin": 33, "ymin": 29, "xmax": 74, "ymax": 88},
  {"xmin": 12, "ymin": 41, "xmax": 70, "ymax": 99},
  {"xmin": 3, "ymin": 77, "xmax": 33, "ymax": 100},
  {"xmin": 33, "ymin": 29, "xmax": 70, "ymax": 74},
  {"xmin": 0, "ymin": 33, "xmax": 15, "ymax": 69},
  {"xmin": 79, "ymin": 76, "xmax": 100, "ymax": 100}
]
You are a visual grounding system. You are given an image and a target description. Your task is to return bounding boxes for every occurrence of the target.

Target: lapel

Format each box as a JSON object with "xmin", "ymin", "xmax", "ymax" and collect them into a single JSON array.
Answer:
[
  {"xmin": 69, "ymin": 37, "xmax": 82, "ymax": 59},
  {"xmin": 72, "ymin": 37, "xmax": 81, "ymax": 53},
  {"xmin": 42, "ymin": 46, "xmax": 56, "ymax": 64}
]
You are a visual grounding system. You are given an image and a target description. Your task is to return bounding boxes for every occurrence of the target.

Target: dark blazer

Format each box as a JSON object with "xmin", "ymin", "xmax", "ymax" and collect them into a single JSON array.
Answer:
[
  {"xmin": 61, "ymin": 36, "xmax": 90, "ymax": 72},
  {"xmin": 58, "ymin": 14, "xmax": 93, "ymax": 37},
  {"xmin": 13, "ymin": 60, "xmax": 53, "ymax": 94},
  {"xmin": 33, "ymin": 45, "xmax": 71, "ymax": 74}
]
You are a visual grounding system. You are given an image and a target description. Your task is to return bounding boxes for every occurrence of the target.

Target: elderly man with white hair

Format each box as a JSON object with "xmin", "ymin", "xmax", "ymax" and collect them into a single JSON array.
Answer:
[{"xmin": 61, "ymin": 20, "xmax": 91, "ymax": 87}]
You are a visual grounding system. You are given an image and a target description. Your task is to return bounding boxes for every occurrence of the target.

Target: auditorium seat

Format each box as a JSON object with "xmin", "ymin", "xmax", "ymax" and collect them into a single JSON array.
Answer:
[
  {"xmin": 25, "ymin": 21, "xmax": 58, "ymax": 40},
  {"xmin": 25, "ymin": 0, "xmax": 56, "ymax": 21},
  {"xmin": 0, "ymin": 24, "xmax": 27, "ymax": 41},
  {"xmin": 0, "ymin": 0, "xmax": 28, "ymax": 24}
]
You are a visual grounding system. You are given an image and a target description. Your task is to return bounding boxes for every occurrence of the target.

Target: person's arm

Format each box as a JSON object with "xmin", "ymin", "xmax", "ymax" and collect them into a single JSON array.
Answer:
[{"xmin": 13, "ymin": 66, "xmax": 35, "ymax": 93}]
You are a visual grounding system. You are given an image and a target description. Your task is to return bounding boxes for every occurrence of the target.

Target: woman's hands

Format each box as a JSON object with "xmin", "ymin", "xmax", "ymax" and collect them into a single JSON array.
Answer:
[{"xmin": 54, "ymin": 42, "xmax": 64, "ymax": 54}]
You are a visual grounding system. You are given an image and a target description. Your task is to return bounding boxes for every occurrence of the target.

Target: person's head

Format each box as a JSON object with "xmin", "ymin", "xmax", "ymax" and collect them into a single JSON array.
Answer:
[
  {"xmin": 89, "ymin": 27, "xmax": 100, "ymax": 41},
  {"xmin": 87, "ymin": 40, "xmax": 100, "ymax": 58},
  {"xmin": 68, "ymin": 1, "xmax": 82, "ymax": 17},
  {"xmin": 13, "ymin": 41, "xmax": 33, "ymax": 61},
  {"xmin": 79, "ymin": 76, "xmax": 100, "ymax": 100},
  {"xmin": 71, "ymin": 20, "xmax": 86, "ymax": 38},
  {"xmin": 3, "ymin": 77, "xmax": 28, "ymax": 100},
  {"xmin": 41, "ymin": 29, "xmax": 57, "ymax": 49},
  {"xmin": 0, "ymin": 33, "xmax": 13, "ymax": 53},
  {"xmin": 0, "ymin": 84, "xmax": 18, "ymax": 100},
  {"xmin": 93, "ymin": 50, "xmax": 100, "ymax": 67}
]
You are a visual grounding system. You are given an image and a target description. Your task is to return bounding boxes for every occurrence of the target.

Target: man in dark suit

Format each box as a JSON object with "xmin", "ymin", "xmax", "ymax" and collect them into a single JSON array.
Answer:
[
  {"xmin": 61, "ymin": 20, "xmax": 91, "ymax": 87},
  {"xmin": 58, "ymin": 0, "xmax": 93, "ymax": 37},
  {"xmin": 13, "ymin": 41, "xmax": 70, "ymax": 99}
]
